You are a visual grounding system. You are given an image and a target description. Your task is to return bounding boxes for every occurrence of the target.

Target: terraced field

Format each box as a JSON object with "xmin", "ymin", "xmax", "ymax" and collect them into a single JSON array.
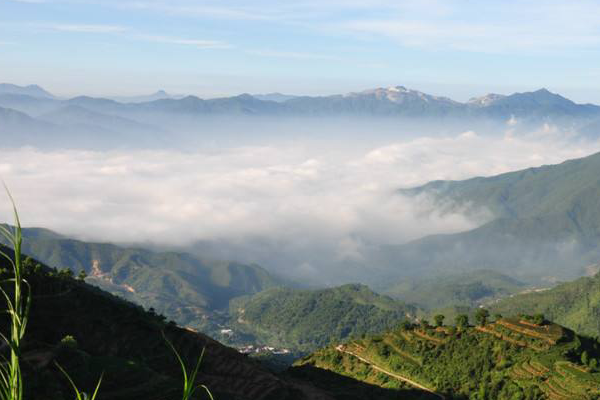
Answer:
[{"xmin": 296, "ymin": 317, "xmax": 600, "ymax": 399}]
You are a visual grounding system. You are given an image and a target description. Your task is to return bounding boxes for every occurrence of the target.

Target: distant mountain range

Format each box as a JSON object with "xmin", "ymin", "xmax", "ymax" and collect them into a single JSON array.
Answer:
[
  {"xmin": 0, "ymin": 83, "xmax": 55, "ymax": 99},
  {"xmin": 2, "ymin": 82, "xmax": 598, "ymax": 119},
  {"xmin": 109, "ymin": 89, "xmax": 185, "ymax": 103},
  {"xmin": 2, "ymin": 83, "xmax": 600, "ymax": 148},
  {"xmin": 251, "ymin": 92, "xmax": 298, "ymax": 102}
]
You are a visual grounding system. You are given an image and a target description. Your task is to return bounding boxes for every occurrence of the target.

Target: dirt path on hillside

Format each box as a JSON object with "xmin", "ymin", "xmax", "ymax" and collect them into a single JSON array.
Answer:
[{"xmin": 335, "ymin": 346, "xmax": 445, "ymax": 400}]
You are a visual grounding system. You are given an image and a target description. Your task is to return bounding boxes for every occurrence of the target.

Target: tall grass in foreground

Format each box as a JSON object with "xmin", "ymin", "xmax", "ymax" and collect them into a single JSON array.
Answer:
[
  {"xmin": 55, "ymin": 362, "xmax": 103, "ymax": 400},
  {"xmin": 0, "ymin": 189, "xmax": 30, "ymax": 400},
  {"xmin": 164, "ymin": 333, "xmax": 214, "ymax": 400}
]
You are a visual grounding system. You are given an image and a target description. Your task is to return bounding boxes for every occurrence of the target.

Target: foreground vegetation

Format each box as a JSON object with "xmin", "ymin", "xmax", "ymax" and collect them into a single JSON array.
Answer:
[{"xmin": 294, "ymin": 314, "xmax": 600, "ymax": 399}]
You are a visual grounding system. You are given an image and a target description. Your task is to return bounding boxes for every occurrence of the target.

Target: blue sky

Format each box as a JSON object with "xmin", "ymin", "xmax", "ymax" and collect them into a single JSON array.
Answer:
[{"xmin": 2, "ymin": 0, "xmax": 600, "ymax": 101}]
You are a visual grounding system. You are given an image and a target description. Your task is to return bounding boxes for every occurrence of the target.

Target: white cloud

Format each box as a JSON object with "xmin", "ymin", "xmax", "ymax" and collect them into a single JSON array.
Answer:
[
  {"xmin": 246, "ymin": 49, "xmax": 338, "ymax": 60},
  {"xmin": 333, "ymin": 1, "xmax": 600, "ymax": 54},
  {"xmin": 86, "ymin": 0, "xmax": 600, "ymax": 53},
  {"xmin": 1, "ymin": 127, "xmax": 599, "ymax": 283},
  {"xmin": 51, "ymin": 24, "xmax": 128, "ymax": 33},
  {"xmin": 44, "ymin": 23, "xmax": 231, "ymax": 49},
  {"xmin": 136, "ymin": 34, "xmax": 231, "ymax": 49}
]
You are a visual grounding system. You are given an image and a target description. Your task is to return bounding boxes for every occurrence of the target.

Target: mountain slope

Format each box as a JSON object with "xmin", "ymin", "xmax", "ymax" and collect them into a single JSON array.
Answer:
[
  {"xmin": 0, "ymin": 106, "xmax": 62, "ymax": 143},
  {"xmin": 0, "ymin": 227, "xmax": 283, "ymax": 333},
  {"xmin": 252, "ymin": 93, "xmax": 298, "ymax": 102},
  {"xmin": 229, "ymin": 284, "xmax": 417, "ymax": 352},
  {"xmin": 377, "ymin": 151, "xmax": 600, "ymax": 286},
  {"xmin": 284, "ymin": 86, "xmax": 464, "ymax": 117},
  {"xmin": 491, "ymin": 271, "xmax": 600, "ymax": 337},
  {"xmin": 0, "ymin": 105, "xmax": 55, "ymax": 131},
  {"xmin": 39, "ymin": 104, "xmax": 159, "ymax": 134},
  {"xmin": 385, "ymin": 269, "xmax": 526, "ymax": 310},
  {"xmin": 0, "ymin": 248, "xmax": 336, "ymax": 400},
  {"xmin": 0, "ymin": 83, "xmax": 55, "ymax": 98},
  {"xmin": 475, "ymin": 88, "xmax": 600, "ymax": 119},
  {"xmin": 295, "ymin": 316, "xmax": 600, "ymax": 399}
]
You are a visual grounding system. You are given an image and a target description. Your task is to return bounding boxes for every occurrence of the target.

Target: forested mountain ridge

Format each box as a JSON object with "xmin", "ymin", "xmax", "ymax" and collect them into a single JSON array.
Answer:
[
  {"xmin": 0, "ymin": 226, "xmax": 283, "ymax": 333},
  {"xmin": 385, "ymin": 269, "xmax": 526, "ymax": 310},
  {"xmin": 229, "ymin": 284, "xmax": 417, "ymax": 352},
  {"xmin": 491, "ymin": 271, "xmax": 600, "ymax": 337},
  {"xmin": 376, "ymin": 151, "xmax": 600, "ymax": 287}
]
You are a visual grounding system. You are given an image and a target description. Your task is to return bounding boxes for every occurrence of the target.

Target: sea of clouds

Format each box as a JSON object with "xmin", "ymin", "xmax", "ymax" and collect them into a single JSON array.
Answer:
[{"xmin": 1, "ymin": 124, "xmax": 599, "ymax": 283}]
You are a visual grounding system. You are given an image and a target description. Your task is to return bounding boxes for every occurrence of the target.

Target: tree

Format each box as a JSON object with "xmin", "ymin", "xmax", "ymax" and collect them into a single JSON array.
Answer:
[
  {"xmin": 532, "ymin": 313, "xmax": 545, "ymax": 325},
  {"xmin": 475, "ymin": 308, "xmax": 490, "ymax": 327},
  {"xmin": 77, "ymin": 269, "xmax": 87, "ymax": 281},
  {"xmin": 398, "ymin": 321, "xmax": 413, "ymax": 331},
  {"xmin": 493, "ymin": 313, "xmax": 503, "ymax": 321},
  {"xmin": 581, "ymin": 350, "xmax": 589, "ymax": 366},
  {"xmin": 420, "ymin": 319, "xmax": 430, "ymax": 329},
  {"xmin": 58, "ymin": 267, "xmax": 74, "ymax": 279},
  {"xmin": 455, "ymin": 314, "xmax": 469, "ymax": 331},
  {"xmin": 434, "ymin": 314, "xmax": 445, "ymax": 327}
]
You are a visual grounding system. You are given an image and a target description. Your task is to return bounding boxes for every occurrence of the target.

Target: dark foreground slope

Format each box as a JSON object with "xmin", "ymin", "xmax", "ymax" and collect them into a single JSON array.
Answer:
[
  {"xmin": 491, "ymin": 271, "xmax": 600, "ymax": 337},
  {"xmin": 0, "ymin": 252, "xmax": 329, "ymax": 400},
  {"xmin": 295, "ymin": 316, "xmax": 600, "ymax": 399}
]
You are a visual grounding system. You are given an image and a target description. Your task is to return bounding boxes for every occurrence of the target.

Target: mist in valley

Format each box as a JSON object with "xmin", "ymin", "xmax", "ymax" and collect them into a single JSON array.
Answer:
[{"xmin": 1, "ymin": 114, "xmax": 599, "ymax": 288}]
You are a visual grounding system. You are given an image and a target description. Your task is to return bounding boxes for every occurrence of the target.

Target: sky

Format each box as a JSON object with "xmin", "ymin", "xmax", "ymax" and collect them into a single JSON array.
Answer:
[{"xmin": 2, "ymin": 0, "xmax": 600, "ymax": 101}]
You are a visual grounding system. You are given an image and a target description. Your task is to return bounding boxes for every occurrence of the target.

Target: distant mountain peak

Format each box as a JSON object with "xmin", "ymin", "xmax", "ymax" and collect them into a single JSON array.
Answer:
[
  {"xmin": 0, "ymin": 83, "xmax": 55, "ymax": 99},
  {"xmin": 251, "ymin": 92, "xmax": 298, "ymax": 103},
  {"xmin": 354, "ymin": 85, "xmax": 459, "ymax": 106},
  {"xmin": 468, "ymin": 93, "xmax": 506, "ymax": 107},
  {"xmin": 235, "ymin": 93, "xmax": 255, "ymax": 100},
  {"xmin": 387, "ymin": 85, "xmax": 409, "ymax": 93}
]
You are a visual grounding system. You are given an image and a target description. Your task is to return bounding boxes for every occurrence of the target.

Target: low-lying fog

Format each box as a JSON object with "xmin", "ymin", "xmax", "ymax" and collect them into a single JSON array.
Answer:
[{"xmin": 1, "ymin": 118, "xmax": 599, "ymax": 285}]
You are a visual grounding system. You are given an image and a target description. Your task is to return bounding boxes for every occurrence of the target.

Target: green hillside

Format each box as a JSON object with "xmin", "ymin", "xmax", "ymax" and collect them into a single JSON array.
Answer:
[
  {"xmin": 491, "ymin": 271, "xmax": 600, "ymax": 337},
  {"xmin": 229, "ymin": 284, "xmax": 417, "ymax": 352},
  {"xmin": 385, "ymin": 269, "xmax": 526, "ymax": 310},
  {"xmin": 378, "ymin": 151, "xmax": 600, "ymax": 287},
  {"xmin": 0, "ymin": 227, "xmax": 282, "ymax": 333},
  {"xmin": 403, "ymin": 151, "xmax": 600, "ymax": 220},
  {"xmin": 294, "ymin": 315, "xmax": 600, "ymax": 399},
  {"xmin": 0, "ymin": 248, "xmax": 338, "ymax": 400}
]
